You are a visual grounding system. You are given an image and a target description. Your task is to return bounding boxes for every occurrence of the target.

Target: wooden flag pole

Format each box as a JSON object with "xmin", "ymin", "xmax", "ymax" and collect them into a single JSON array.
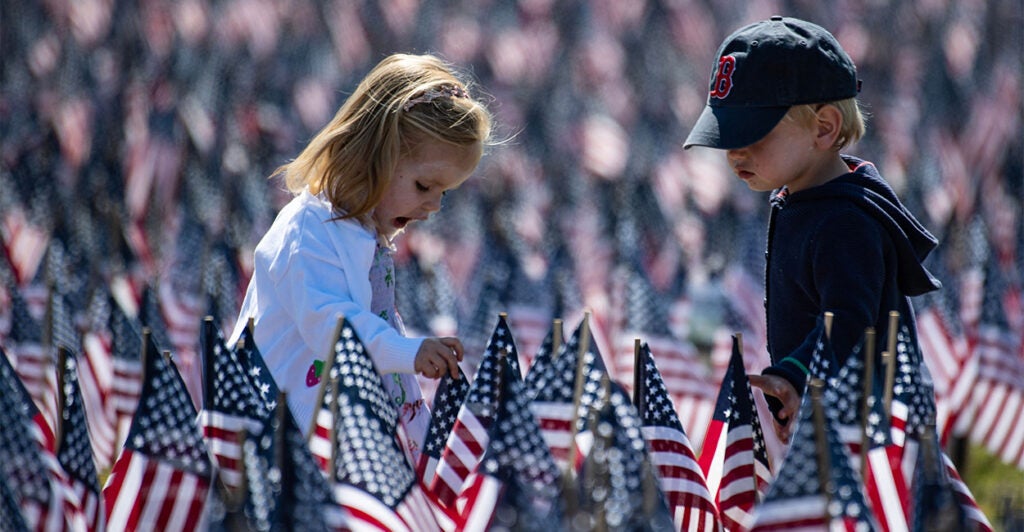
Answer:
[
  {"xmin": 809, "ymin": 379, "xmax": 834, "ymax": 512},
  {"xmin": 565, "ymin": 311, "xmax": 592, "ymax": 479},
  {"xmin": 823, "ymin": 311, "xmax": 834, "ymax": 339},
  {"xmin": 883, "ymin": 311, "xmax": 900, "ymax": 419},
  {"xmin": 202, "ymin": 316, "xmax": 216, "ymax": 411},
  {"xmin": 860, "ymin": 327, "xmax": 875, "ymax": 487},
  {"xmin": 632, "ymin": 338, "xmax": 644, "ymax": 412},
  {"xmin": 551, "ymin": 318, "xmax": 563, "ymax": 359}
]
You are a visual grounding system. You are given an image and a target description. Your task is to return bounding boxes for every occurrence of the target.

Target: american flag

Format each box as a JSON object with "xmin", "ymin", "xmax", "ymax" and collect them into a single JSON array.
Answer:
[
  {"xmin": 749, "ymin": 381, "xmax": 878, "ymax": 531},
  {"xmin": 825, "ymin": 339, "xmax": 908, "ymax": 531},
  {"xmin": 234, "ymin": 324, "xmax": 282, "ymax": 416},
  {"xmin": 698, "ymin": 333, "xmax": 772, "ymax": 531},
  {"xmin": 0, "ymin": 345, "xmax": 64, "ymax": 531},
  {"xmin": 910, "ymin": 423, "xmax": 992, "ymax": 532},
  {"xmin": 311, "ymin": 317, "xmax": 439, "ymax": 531},
  {"xmin": 6, "ymin": 280, "xmax": 59, "ymax": 437},
  {"xmin": 915, "ymin": 290, "xmax": 973, "ymax": 444},
  {"xmin": 430, "ymin": 314, "xmax": 522, "ymax": 509},
  {"xmin": 528, "ymin": 316, "xmax": 610, "ymax": 471},
  {"xmin": 456, "ymin": 355, "xmax": 563, "ymax": 531},
  {"xmin": 56, "ymin": 347, "xmax": 106, "ymax": 531},
  {"xmin": 108, "ymin": 294, "xmax": 144, "ymax": 451},
  {"xmin": 417, "ymin": 366, "xmax": 471, "ymax": 490},
  {"xmin": 1, "ymin": 203, "xmax": 50, "ymax": 286},
  {"xmin": 78, "ymin": 293, "xmax": 119, "ymax": 472},
  {"xmin": 0, "ymin": 479, "xmax": 30, "ymax": 530},
  {"xmin": 576, "ymin": 380, "xmax": 675, "ymax": 531},
  {"xmin": 208, "ymin": 397, "xmax": 344, "ymax": 531},
  {"xmin": 197, "ymin": 318, "xmax": 268, "ymax": 489},
  {"xmin": 966, "ymin": 263, "xmax": 1024, "ymax": 468},
  {"xmin": 636, "ymin": 342, "xmax": 722, "ymax": 531},
  {"xmin": 102, "ymin": 333, "xmax": 214, "ymax": 531},
  {"xmin": 523, "ymin": 318, "xmax": 562, "ymax": 388},
  {"xmin": 889, "ymin": 322, "xmax": 993, "ymax": 530}
]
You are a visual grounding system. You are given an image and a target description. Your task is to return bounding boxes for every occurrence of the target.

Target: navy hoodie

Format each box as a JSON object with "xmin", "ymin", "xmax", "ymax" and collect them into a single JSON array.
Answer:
[{"xmin": 762, "ymin": 156, "xmax": 941, "ymax": 407}]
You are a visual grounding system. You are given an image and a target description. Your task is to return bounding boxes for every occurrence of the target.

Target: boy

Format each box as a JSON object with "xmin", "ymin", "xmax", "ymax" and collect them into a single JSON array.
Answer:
[{"xmin": 684, "ymin": 16, "xmax": 942, "ymax": 442}]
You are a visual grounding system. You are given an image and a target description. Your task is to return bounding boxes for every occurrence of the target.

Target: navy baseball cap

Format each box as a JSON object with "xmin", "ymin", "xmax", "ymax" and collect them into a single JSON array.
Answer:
[{"xmin": 684, "ymin": 16, "xmax": 860, "ymax": 150}]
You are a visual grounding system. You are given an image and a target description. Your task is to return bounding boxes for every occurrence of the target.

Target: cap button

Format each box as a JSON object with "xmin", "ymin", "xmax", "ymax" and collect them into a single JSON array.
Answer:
[{"xmin": 770, "ymin": 15, "xmax": 783, "ymax": 21}]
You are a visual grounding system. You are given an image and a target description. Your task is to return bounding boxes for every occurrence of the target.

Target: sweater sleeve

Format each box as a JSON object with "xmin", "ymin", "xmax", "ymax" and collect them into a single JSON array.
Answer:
[{"xmin": 267, "ymin": 211, "xmax": 421, "ymax": 374}]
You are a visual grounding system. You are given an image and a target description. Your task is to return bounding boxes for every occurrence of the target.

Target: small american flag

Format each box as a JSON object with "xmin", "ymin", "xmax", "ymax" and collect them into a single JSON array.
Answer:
[
  {"xmin": 108, "ymin": 295, "xmax": 144, "ymax": 448},
  {"xmin": 749, "ymin": 381, "xmax": 878, "ymax": 531},
  {"xmin": 234, "ymin": 324, "xmax": 282, "ymax": 415},
  {"xmin": 197, "ymin": 319, "xmax": 268, "ymax": 489},
  {"xmin": 0, "ymin": 345, "xmax": 64, "ymax": 531},
  {"xmin": 430, "ymin": 314, "xmax": 522, "ymax": 509},
  {"xmin": 528, "ymin": 316, "xmax": 610, "ymax": 471},
  {"xmin": 417, "ymin": 366, "xmax": 471, "ymax": 489},
  {"xmin": 102, "ymin": 334, "xmax": 214, "ymax": 531},
  {"xmin": 523, "ymin": 319, "xmax": 562, "ymax": 389},
  {"xmin": 312, "ymin": 317, "xmax": 438, "ymax": 531},
  {"xmin": 637, "ymin": 342, "xmax": 722, "ymax": 531},
  {"xmin": 56, "ymin": 348, "xmax": 106, "ymax": 531},
  {"xmin": 457, "ymin": 355, "xmax": 563, "ymax": 531},
  {"xmin": 576, "ymin": 381, "xmax": 675, "ymax": 531},
  {"xmin": 7, "ymin": 281, "xmax": 59, "ymax": 437},
  {"xmin": 698, "ymin": 334, "xmax": 771, "ymax": 531}
]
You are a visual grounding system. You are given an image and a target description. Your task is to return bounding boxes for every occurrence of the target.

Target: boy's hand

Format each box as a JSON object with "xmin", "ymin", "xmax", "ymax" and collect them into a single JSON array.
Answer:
[
  {"xmin": 414, "ymin": 337, "xmax": 464, "ymax": 379},
  {"xmin": 748, "ymin": 374, "xmax": 800, "ymax": 443}
]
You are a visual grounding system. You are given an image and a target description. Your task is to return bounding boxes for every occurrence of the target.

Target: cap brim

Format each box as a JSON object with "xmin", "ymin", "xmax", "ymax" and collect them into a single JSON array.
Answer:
[{"xmin": 683, "ymin": 105, "xmax": 790, "ymax": 150}]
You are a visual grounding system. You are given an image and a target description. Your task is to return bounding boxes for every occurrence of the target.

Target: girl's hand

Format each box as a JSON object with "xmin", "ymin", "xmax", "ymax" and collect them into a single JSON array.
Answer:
[
  {"xmin": 414, "ymin": 337, "xmax": 464, "ymax": 379},
  {"xmin": 748, "ymin": 374, "xmax": 800, "ymax": 443}
]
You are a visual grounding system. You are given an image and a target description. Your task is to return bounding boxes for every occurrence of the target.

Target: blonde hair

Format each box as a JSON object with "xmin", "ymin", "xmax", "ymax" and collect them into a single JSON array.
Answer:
[
  {"xmin": 276, "ymin": 53, "xmax": 493, "ymax": 221},
  {"xmin": 785, "ymin": 98, "xmax": 866, "ymax": 149}
]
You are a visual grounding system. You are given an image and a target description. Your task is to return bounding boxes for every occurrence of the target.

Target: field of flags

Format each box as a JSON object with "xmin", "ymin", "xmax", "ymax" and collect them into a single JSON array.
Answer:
[{"xmin": 0, "ymin": 263, "xmax": 999, "ymax": 530}]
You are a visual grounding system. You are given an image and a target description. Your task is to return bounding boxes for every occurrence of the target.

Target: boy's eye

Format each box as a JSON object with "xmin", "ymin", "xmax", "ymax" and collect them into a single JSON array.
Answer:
[{"xmin": 415, "ymin": 181, "xmax": 429, "ymax": 192}]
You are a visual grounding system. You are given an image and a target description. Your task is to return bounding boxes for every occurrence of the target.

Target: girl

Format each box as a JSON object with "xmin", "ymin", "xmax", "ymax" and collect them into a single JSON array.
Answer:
[{"xmin": 229, "ymin": 53, "xmax": 494, "ymax": 464}]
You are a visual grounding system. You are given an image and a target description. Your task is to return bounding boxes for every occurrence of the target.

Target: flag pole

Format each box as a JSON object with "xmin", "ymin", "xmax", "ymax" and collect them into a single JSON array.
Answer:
[
  {"xmin": 202, "ymin": 316, "xmax": 216, "ymax": 411},
  {"xmin": 565, "ymin": 311, "xmax": 592, "ymax": 479},
  {"xmin": 860, "ymin": 327, "xmax": 875, "ymax": 486},
  {"xmin": 809, "ymin": 379, "xmax": 834, "ymax": 513},
  {"xmin": 551, "ymin": 318, "xmax": 563, "ymax": 360},
  {"xmin": 823, "ymin": 311, "xmax": 834, "ymax": 339},
  {"xmin": 883, "ymin": 311, "xmax": 899, "ymax": 419},
  {"xmin": 632, "ymin": 338, "xmax": 644, "ymax": 412}
]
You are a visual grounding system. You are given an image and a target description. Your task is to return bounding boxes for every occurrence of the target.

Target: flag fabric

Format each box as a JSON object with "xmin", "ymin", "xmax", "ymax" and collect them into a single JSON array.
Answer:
[
  {"xmin": 207, "ymin": 398, "xmax": 344, "ymax": 531},
  {"xmin": 888, "ymin": 321, "xmax": 993, "ymax": 530},
  {"xmin": 575, "ymin": 380, "xmax": 675, "ymax": 531},
  {"xmin": 234, "ymin": 323, "xmax": 283, "ymax": 417},
  {"xmin": 102, "ymin": 334, "xmax": 214, "ymax": 531},
  {"xmin": 417, "ymin": 367, "xmax": 471, "ymax": 490},
  {"xmin": 910, "ymin": 424, "xmax": 993, "ymax": 532},
  {"xmin": 56, "ymin": 347, "xmax": 106, "ymax": 531},
  {"xmin": 749, "ymin": 381, "xmax": 878, "ymax": 531},
  {"xmin": 0, "ymin": 345, "xmax": 65, "ymax": 531},
  {"xmin": 108, "ymin": 295, "xmax": 144, "ymax": 450},
  {"xmin": 825, "ymin": 339, "xmax": 908, "ymax": 531},
  {"xmin": 6, "ymin": 280, "xmax": 59, "ymax": 437},
  {"xmin": 528, "ymin": 316, "xmax": 610, "ymax": 471},
  {"xmin": 915, "ymin": 291, "xmax": 973, "ymax": 444},
  {"xmin": 312, "ymin": 317, "xmax": 438, "ymax": 531},
  {"xmin": 430, "ymin": 314, "xmax": 522, "ymax": 509},
  {"xmin": 523, "ymin": 318, "xmax": 562, "ymax": 389},
  {"xmin": 0, "ymin": 479, "xmax": 30, "ymax": 531},
  {"xmin": 698, "ymin": 334, "xmax": 772, "ymax": 531},
  {"xmin": 456, "ymin": 355, "xmax": 563, "ymax": 531},
  {"xmin": 197, "ymin": 318, "xmax": 268, "ymax": 489},
  {"xmin": 636, "ymin": 341, "xmax": 722, "ymax": 531}
]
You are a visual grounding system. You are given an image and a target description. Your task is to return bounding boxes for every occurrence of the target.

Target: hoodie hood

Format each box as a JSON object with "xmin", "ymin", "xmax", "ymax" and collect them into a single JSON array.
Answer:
[{"xmin": 790, "ymin": 156, "xmax": 942, "ymax": 296}]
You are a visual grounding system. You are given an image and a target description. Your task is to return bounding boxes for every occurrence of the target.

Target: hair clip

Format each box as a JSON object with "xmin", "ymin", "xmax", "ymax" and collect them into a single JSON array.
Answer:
[{"xmin": 402, "ymin": 84, "xmax": 469, "ymax": 112}]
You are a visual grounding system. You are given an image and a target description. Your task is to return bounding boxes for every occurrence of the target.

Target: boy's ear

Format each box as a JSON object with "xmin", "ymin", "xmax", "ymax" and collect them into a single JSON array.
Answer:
[{"xmin": 814, "ymin": 104, "xmax": 844, "ymax": 149}]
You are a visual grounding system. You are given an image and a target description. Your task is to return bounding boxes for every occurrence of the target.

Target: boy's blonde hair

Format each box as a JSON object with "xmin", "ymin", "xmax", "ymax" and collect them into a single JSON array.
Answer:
[
  {"xmin": 785, "ymin": 98, "xmax": 866, "ymax": 150},
  {"xmin": 277, "ymin": 54, "xmax": 493, "ymax": 221}
]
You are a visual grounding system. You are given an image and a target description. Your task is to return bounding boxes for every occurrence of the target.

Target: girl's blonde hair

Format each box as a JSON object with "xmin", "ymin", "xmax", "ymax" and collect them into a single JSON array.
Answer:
[
  {"xmin": 277, "ymin": 53, "xmax": 493, "ymax": 221},
  {"xmin": 786, "ymin": 98, "xmax": 866, "ymax": 149}
]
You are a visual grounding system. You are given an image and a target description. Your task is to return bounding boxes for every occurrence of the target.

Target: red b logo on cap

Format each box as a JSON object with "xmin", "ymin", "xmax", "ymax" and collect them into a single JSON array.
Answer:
[{"xmin": 710, "ymin": 56, "xmax": 736, "ymax": 99}]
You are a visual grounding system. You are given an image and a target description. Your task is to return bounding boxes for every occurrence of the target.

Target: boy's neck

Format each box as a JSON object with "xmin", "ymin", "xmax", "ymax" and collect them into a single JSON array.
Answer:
[{"xmin": 790, "ymin": 153, "xmax": 853, "ymax": 194}]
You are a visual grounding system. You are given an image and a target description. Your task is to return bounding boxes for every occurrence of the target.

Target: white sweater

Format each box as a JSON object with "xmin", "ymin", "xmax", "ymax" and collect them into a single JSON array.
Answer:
[{"xmin": 229, "ymin": 190, "xmax": 422, "ymax": 433}]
